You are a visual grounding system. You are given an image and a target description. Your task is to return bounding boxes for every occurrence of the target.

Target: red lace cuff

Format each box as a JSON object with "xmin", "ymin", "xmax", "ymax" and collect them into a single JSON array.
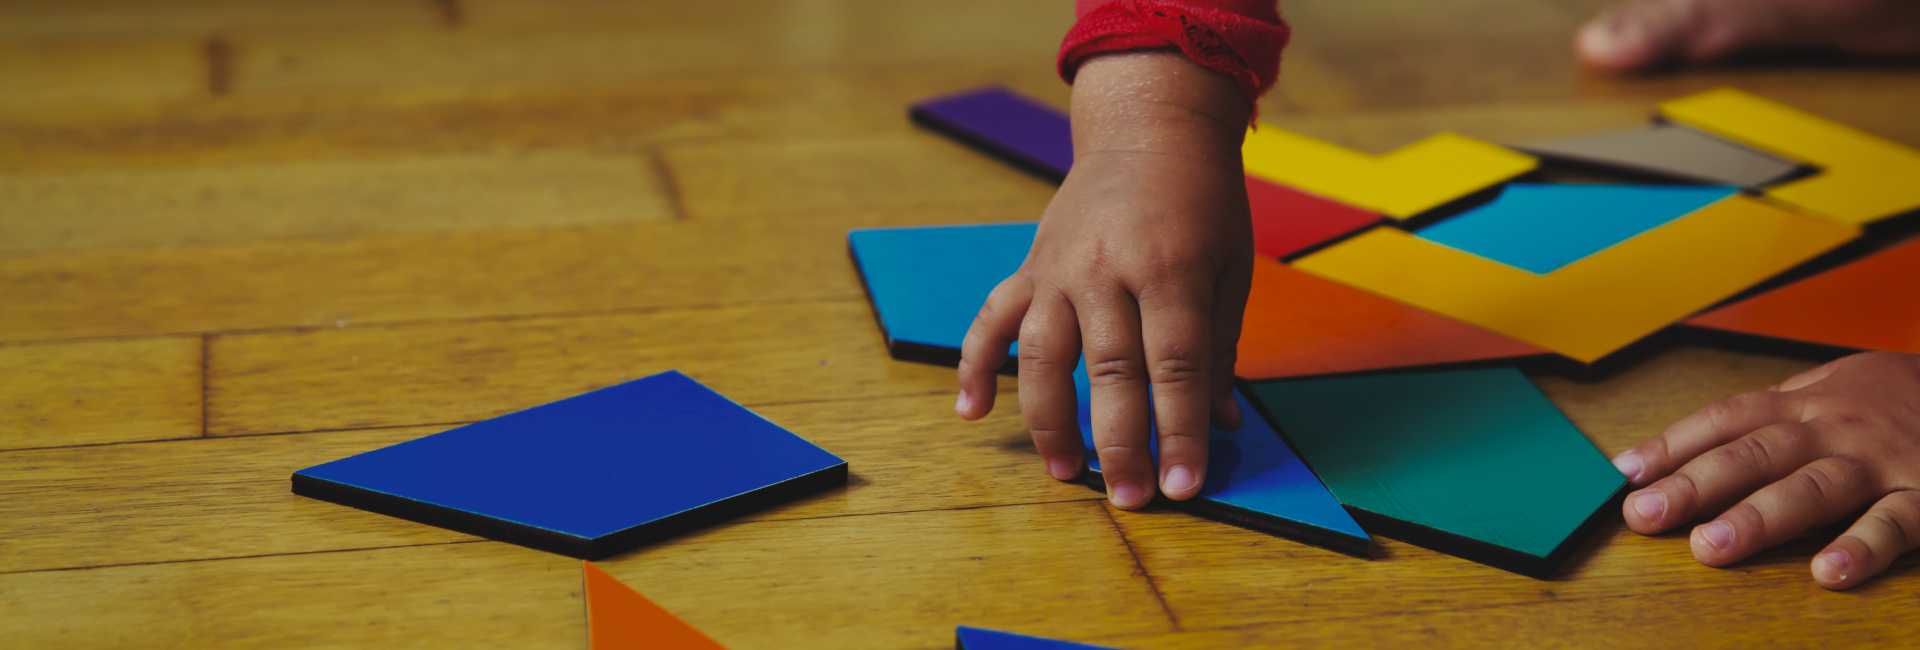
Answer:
[{"xmin": 1057, "ymin": 0, "xmax": 1290, "ymax": 108}]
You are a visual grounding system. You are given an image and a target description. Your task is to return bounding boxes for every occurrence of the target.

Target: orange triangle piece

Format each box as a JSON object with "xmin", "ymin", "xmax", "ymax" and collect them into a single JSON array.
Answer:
[
  {"xmin": 1687, "ymin": 238, "xmax": 1920, "ymax": 354},
  {"xmin": 1236, "ymin": 257, "xmax": 1546, "ymax": 380},
  {"xmin": 583, "ymin": 562, "xmax": 726, "ymax": 650}
]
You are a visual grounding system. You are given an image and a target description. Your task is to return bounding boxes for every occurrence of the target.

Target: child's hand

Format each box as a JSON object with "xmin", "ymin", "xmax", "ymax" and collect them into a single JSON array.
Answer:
[
  {"xmin": 953, "ymin": 52, "xmax": 1254, "ymax": 510},
  {"xmin": 1613, "ymin": 351, "xmax": 1920, "ymax": 589}
]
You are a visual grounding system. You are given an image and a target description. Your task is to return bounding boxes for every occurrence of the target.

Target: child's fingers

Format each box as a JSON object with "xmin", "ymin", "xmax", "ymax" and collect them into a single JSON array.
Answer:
[
  {"xmin": 1138, "ymin": 286, "xmax": 1214, "ymax": 502},
  {"xmin": 956, "ymin": 275, "xmax": 1033, "ymax": 420},
  {"xmin": 1077, "ymin": 287, "xmax": 1156, "ymax": 510},
  {"xmin": 1208, "ymin": 257, "xmax": 1252, "ymax": 431},
  {"xmin": 1625, "ymin": 422, "xmax": 1824, "ymax": 534},
  {"xmin": 1016, "ymin": 292, "xmax": 1085, "ymax": 482},
  {"xmin": 1812, "ymin": 490, "xmax": 1920, "ymax": 590},
  {"xmin": 1687, "ymin": 456, "xmax": 1877, "ymax": 567},
  {"xmin": 1614, "ymin": 390, "xmax": 1806, "ymax": 487}
]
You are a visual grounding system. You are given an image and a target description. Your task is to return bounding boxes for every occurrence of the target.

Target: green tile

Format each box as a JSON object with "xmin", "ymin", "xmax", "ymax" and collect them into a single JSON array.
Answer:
[{"xmin": 1249, "ymin": 367, "xmax": 1626, "ymax": 575}]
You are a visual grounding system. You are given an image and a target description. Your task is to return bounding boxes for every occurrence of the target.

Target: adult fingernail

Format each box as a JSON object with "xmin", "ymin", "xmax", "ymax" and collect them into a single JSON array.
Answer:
[
  {"xmin": 1631, "ymin": 491, "xmax": 1667, "ymax": 523},
  {"xmin": 1613, "ymin": 451, "xmax": 1645, "ymax": 483},
  {"xmin": 954, "ymin": 390, "xmax": 973, "ymax": 416},
  {"xmin": 1698, "ymin": 521, "xmax": 1734, "ymax": 551},
  {"xmin": 1047, "ymin": 456, "xmax": 1078, "ymax": 481},
  {"xmin": 1814, "ymin": 549, "xmax": 1852, "ymax": 584},
  {"xmin": 1164, "ymin": 465, "xmax": 1197, "ymax": 495},
  {"xmin": 1579, "ymin": 21, "xmax": 1619, "ymax": 57},
  {"xmin": 1110, "ymin": 482, "xmax": 1149, "ymax": 509}
]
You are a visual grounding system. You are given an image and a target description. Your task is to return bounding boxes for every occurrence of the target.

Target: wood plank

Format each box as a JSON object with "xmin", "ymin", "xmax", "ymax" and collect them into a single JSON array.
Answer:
[
  {"xmin": 593, "ymin": 501, "xmax": 1169, "ymax": 649},
  {"xmin": 0, "ymin": 150, "xmax": 673, "ymax": 255},
  {"xmin": 206, "ymin": 299, "xmax": 951, "ymax": 435},
  {"xmin": 0, "ymin": 37, "xmax": 203, "ymax": 122},
  {"xmin": 0, "ymin": 391, "xmax": 1082, "ymax": 574},
  {"xmin": 0, "ymin": 542, "xmax": 583, "ymax": 650},
  {"xmin": 0, "ymin": 218, "xmax": 866, "ymax": 343},
  {"xmin": 0, "ymin": 1, "xmax": 436, "ymax": 39},
  {"xmin": 0, "ymin": 337, "xmax": 202, "ymax": 450}
]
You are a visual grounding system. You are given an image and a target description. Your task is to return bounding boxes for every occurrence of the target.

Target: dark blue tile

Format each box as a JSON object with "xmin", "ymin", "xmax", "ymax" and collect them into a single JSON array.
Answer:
[{"xmin": 911, "ymin": 87, "xmax": 1074, "ymax": 182}]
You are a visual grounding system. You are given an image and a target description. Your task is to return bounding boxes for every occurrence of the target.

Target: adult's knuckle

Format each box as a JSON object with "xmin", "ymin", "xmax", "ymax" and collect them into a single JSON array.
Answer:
[
  {"xmin": 1709, "ymin": 392, "xmax": 1771, "ymax": 428},
  {"xmin": 1724, "ymin": 434, "xmax": 1778, "ymax": 473}
]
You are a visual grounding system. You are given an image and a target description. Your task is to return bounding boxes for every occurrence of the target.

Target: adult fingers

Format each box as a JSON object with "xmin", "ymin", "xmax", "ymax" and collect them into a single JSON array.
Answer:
[
  {"xmin": 1688, "ymin": 456, "xmax": 1877, "ymax": 566},
  {"xmin": 1613, "ymin": 389, "xmax": 1805, "ymax": 487},
  {"xmin": 1812, "ymin": 490, "xmax": 1920, "ymax": 590},
  {"xmin": 1078, "ymin": 287, "xmax": 1155, "ymax": 510},
  {"xmin": 1138, "ymin": 284, "xmax": 1214, "ymax": 502},
  {"xmin": 957, "ymin": 275, "xmax": 1033, "ymax": 420},
  {"xmin": 1017, "ymin": 291, "xmax": 1084, "ymax": 482},
  {"xmin": 1624, "ymin": 422, "xmax": 1824, "ymax": 534}
]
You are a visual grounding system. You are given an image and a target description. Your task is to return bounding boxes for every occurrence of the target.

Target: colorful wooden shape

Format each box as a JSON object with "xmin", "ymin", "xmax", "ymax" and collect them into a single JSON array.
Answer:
[
  {"xmin": 1688, "ymin": 237, "xmax": 1920, "ymax": 354},
  {"xmin": 584, "ymin": 562, "xmax": 725, "ymax": 649},
  {"xmin": 1516, "ymin": 123, "xmax": 1803, "ymax": 188},
  {"xmin": 956, "ymin": 626, "xmax": 1114, "ymax": 650},
  {"xmin": 849, "ymin": 223, "xmax": 1033, "ymax": 366},
  {"xmin": 910, "ymin": 87, "xmax": 1074, "ymax": 182},
  {"xmin": 1416, "ymin": 184, "xmax": 1737, "ymax": 274},
  {"xmin": 1074, "ymin": 365, "xmax": 1372, "ymax": 556},
  {"xmin": 1249, "ymin": 367, "xmax": 1626, "ymax": 578},
  {"xmin": 1295, "ymin": 195, "xmax": 1860, "ymax": 363},
  {"xmin": 1242, "ymin": 126, "xmax": 1537, "ymax": 220},
  {"xmin": 1661, "ymin": 87, "xmax": 1920, "ymax": 226},
  {"xmin": 292, "ymin": 371, "xmax": 848, "ymax": 559},
  {"xmin": 1245, "ymin": 176, "xmax": 1381, "ymax": 259},
  {"xmin": 1235, "ymin": 257, "xmax": 1544, "ymax": 380}
]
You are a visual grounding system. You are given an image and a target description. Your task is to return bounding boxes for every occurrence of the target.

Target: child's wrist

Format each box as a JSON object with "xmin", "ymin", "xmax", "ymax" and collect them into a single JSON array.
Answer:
[{"xmin": 1068, "ymin": 51, "xmax": 1251, "ymax": 168}]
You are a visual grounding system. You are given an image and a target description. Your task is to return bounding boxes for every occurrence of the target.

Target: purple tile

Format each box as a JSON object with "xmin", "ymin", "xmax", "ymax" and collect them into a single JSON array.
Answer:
[{"xmin": 911, "ymin": 87, "xmax": 1073, "ymax": 181}]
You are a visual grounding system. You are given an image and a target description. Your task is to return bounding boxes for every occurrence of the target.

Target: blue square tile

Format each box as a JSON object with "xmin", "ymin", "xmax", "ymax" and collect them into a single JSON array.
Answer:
[
  {"xmin": 956, "ymin": 626, "xmax": 1114, "ymax": 650},
  {"xmin": 849, "ymin": 222, "xmax": 1034, "ymax": 365},
  {"xmin": 292, "ymin": 371, "xmax": 847, "ymax": 559}
]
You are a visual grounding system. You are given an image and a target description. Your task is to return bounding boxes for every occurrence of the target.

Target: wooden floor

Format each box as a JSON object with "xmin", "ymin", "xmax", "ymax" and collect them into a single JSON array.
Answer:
[{"xmin": 4, "ymin": 1, "xmax": 1918, "ymax": 647}]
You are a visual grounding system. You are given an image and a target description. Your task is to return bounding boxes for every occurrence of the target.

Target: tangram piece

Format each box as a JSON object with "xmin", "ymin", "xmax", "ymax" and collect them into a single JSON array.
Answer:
[
  {"xmin": 1416, "ymin": 184, "xmax": 1737, "ymax": 274},
  {"xmin": 584, "ymin": 562, "xmax": 725, "ymax": 650},
  {"xmin": 849, "ymin": 223, "xmax": 1034, "ymax": 365},
  {"xmin": 1245, "ymin": 176, "xmax": 1381, "ymax": 259},
  {"xmin": 1295, "ymin": 195, "xmax": 1860, "ymax": 363},
  {"xmin": 1688, "ymin": 237, "xmax": 1920, "ymax": 354},
  {"xmin": 1242, "ymin": 126, "xmax": 1537, "ymax": 220},
  {"xmin": 1516, "ymin": 123, "xmax": 1802, "ymax": 188},
  {"xmin": 1074, "ymin": 365, "xmax": 1372, "ymax": 556},
  {"xmin": 1235, "ymin": 257, "xmax": 1544, "ymax": 380},
  {"xmin": 956, "ymin": 626, "xmax": 1114, "ymax": 650},
  {"xmin": 1661, "ymin": 87, "xmax": 1920, "ymax": 226},
  {"xmin": 292, "ymin": 371, "xmax": 847, "ymax": 559},
  {"xmin": 1249, "ymin": 367, "xmax": 1626, "ymax": 577},
  {"xmin": 911, "ymin": 87, "xmax": 1073, "ymax": 181}
]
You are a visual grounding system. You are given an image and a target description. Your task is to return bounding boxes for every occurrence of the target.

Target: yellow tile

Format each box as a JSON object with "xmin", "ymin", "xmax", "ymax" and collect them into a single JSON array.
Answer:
[
  {"xmin": 1661, "ymin": 88, "xmax": 1920, "ymax": 226},
  {"xmin": 1242, "ymin": 127, "xmax": 1536, "ymax": 219},
  {"xmin": 1294, "ymin": 196, "xmax": 1859, "ymax": 363}
]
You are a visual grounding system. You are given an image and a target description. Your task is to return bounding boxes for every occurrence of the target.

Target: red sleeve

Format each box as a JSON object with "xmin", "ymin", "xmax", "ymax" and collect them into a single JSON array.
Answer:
[{"xmin": 1057, "ymin": 0, "xmax": 1290, "ymax": 106}]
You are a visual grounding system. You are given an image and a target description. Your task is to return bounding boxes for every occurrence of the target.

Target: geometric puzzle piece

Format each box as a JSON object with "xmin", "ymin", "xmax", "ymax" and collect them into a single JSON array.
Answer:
[
  {"xmin": 1516, "ymin": 123, "xmax": 1804, "ymax": 189},
  {"xmin": 1243, "ymin": 126, "xmax": 1538, "ymax": 220},
  {"xmin": 911, "ymin": 87, "xmax": 1074, "ymax": 182},
  {"xmin": 1235, "ymin": 257, "xmax": 1545, "ymax": 380},
  {"xmin": 956, "ymin": 625, "xmax": 1116, "ymax": 650},
  {"xmin": 1415, "ymin": 184, "xmax": 1737, "ymax": 274},
  {"xmin": 1076, "ymin": 364, "xmax": 1373, "ymax": 556},
  {"xmin": 1295, "ymin": 195, "xmax": 1861, "ymax": 363},
  {"xmin": 848, "ymin": 223, "xmax": 1034, "ymax": 366},
  {"xmin": 1250, "ymin": 367, "xmax": 1627, "ymax": 578},
  {"xmin": 292, "ymin": 371, "xmax": 848, "ymax": 559},
  {"xmin": 1245, "ymin": 176, "xmax": 1382, "ymax": 259},
  {"xmin": 1688, "ymin": 236, "xmax": 1920, "ymax": 354},
  {"xmin": 584, "ymin": 562, "xmax": 726, "ymax": 650},
  {"xmin": 1661, "ymin": 87, "xmax": 1920, "ymax": 226}
]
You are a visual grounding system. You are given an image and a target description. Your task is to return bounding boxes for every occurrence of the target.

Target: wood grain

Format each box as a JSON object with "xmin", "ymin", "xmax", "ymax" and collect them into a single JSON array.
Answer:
[{"xmin": 0, "ymin": 337, "xmax": 203, "ymax": 450}]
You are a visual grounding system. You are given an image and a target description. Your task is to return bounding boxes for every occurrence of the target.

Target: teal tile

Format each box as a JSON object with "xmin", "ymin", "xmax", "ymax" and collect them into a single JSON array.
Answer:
[{"xmin": 1416, "ymin": 183, "xmax": 1736, "ymax": 273}]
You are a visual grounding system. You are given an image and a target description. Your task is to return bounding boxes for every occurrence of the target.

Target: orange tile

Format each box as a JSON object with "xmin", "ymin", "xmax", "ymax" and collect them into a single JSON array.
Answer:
[
  {"xmin": 584, "ymin": 562, "xmax": 725, "ymax": 650},
  {"xmin": 1234, "ymin": 258, "xmax": 1544, "ymax": 380},
  {"xmin": 1687, "ymin": 238, "xmax": 1920, "ymax": 354}
]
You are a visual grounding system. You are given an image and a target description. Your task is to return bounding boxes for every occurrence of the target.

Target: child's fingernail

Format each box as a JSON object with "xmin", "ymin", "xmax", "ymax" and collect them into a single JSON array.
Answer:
[
  {"xmin": 1110, "ymin": 482, "xmax": 1149, "ymax": 509},
  {"xmin": 954, "ymin": 391, "xmax": 973, "ymax": 416},
  {"xmin": 1814, "ymin": 549, "xmax": 1852, "ymax": 584},
  {"xmin": 1163, "ymin": 465, "xmax": 1197, "ymax": 495},
  {"xmin": 1697, "ymin": 521, "xmax": 1734, "ymax": 551},
  {"xmin": 1046, "ymin": 457, "xmax": 1078, "ymax": 481},
  {"xmin": 1631, "ymin": 491, "xmax": 1667, "ymax": 523},
  {"xmin": 1613, "ymin": 451, "xmax": 1645, "ymax": 483}
]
